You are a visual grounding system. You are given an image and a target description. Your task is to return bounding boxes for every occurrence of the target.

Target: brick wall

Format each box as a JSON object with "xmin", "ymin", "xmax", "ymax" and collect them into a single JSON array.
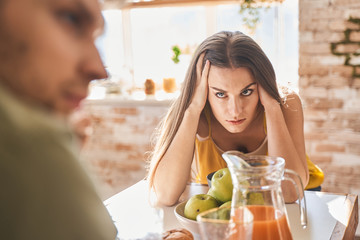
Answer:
[
  {"xmin": 299, "ymin": 0, "xmax": 360, "ymax": 196},
  {"xmin": 79, "ymin": 100, "xmax": 170, "ymax": 199}
]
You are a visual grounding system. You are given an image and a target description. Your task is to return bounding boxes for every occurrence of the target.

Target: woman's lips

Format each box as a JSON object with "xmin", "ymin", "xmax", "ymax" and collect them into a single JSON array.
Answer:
[{"xmin": 226, "ymin": 119, "xmax": 246, "ymax": 125}]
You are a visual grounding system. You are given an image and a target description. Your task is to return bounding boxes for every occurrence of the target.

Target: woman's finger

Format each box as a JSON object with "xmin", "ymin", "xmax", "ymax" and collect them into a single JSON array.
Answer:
[
  {"xmin": 196, "ymin": 53, "xmax": 205, "ymax": 83},
  {"xmin": 191, "ymin": 53, "xmax": 209, "ymax": 111},
  {"xmin": 201, "ymin": 60, "xmax": 210, "ymax": 86}
]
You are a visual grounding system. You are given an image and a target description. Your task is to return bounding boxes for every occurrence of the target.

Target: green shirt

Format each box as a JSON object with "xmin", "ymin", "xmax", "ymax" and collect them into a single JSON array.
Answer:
[{"xmin": 0, "ymin": 84, "xmax": 117, "ymax": 239}]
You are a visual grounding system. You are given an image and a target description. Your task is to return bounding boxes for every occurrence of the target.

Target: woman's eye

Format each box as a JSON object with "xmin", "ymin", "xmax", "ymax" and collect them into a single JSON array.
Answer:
[
  {"xmin": 215, "ymin": 92, "xmax": 226, "ymax": 98},
  {"xmin": 241, "ymin": 89, "xmax": 253, "ymax": 96}
]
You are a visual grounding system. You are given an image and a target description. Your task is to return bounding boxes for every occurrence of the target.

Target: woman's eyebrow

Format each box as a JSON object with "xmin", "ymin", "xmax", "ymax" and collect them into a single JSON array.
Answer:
[
  {"xmin": 209, "ymin": 86, "xmax": 227, "ymax": 92},
  {"xmin": 241, "ymin": 82, "xmax": 257, "ymax": 91},
  {"xmin": 209, "ymin": 82, "xmax": 257, "ymax": 92}
]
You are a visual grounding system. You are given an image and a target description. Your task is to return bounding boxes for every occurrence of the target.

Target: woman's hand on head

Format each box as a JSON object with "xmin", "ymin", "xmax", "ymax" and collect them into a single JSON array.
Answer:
[
  {"xmin": 188, "ymin": 53, "xmax": 210, "ymax": 114},
  {"xmin": 257, "ymin": 83, "xmax": 280, "ymax": 111}
]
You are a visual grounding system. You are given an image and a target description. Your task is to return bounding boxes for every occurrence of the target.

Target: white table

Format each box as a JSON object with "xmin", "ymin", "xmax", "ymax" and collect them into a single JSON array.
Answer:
[{"xmin": 105, "ymin": 180, "xmax": 358, "ymax": 239}]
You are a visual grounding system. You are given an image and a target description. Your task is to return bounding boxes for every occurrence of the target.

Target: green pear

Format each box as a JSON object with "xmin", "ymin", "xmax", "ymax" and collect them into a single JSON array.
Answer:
[
  {"xmin": 184, "ymin": 194, "xmax": 219, "ymax": 220},
  {"xmin": 207, "ymin": 168, "xmax": 233, "ymax": 203}
]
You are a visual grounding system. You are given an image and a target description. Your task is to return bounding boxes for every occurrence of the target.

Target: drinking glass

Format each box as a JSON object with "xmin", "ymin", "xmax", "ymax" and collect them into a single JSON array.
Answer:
[{"xmin": 197, "ymin": 206, "xmax": 253, "ymax": 240}]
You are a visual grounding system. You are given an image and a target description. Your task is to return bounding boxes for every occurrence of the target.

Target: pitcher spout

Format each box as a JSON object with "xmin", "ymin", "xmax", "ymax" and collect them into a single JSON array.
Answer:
[{"xmin": 222, "ymin": 151, "xmax": 251, "ymax": 170}]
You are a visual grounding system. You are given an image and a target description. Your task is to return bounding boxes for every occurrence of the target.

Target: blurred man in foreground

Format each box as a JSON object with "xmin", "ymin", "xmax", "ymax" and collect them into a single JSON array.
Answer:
[{"xmin": 0, "ymin": 0, "xmax": 118, "ymax": 239}]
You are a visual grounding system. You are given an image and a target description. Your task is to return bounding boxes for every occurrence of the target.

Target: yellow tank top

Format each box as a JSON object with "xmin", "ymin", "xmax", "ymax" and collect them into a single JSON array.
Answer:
[{"xmin": 193, "ymin": 108, "xmax": 324, "ymax": 190}]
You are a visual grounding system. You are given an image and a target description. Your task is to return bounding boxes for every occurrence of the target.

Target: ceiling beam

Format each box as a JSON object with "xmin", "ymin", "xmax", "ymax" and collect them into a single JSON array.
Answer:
[{"xmin": 103, "ymin": 0, "xmax": 240, "ymax": 9}]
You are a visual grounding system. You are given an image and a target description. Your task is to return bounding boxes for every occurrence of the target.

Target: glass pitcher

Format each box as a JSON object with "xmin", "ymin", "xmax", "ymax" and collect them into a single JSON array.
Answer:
[{"xmin": 222, "ymin": 151, "xmax": 307, "ymax": 240}]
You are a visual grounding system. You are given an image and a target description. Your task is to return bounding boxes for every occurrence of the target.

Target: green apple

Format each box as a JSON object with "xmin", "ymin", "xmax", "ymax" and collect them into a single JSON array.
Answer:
[
  {"xmin": 247, "ymin": 192, "xmax": 265, "ymax": 205},
  {"xmin": 207, "ymin": 168, "xmax": 233, "ymax": 203},
  {"xmin": 220, "ymin": 201, "xmax": 232, "ymax": 208},
  {"xmin": 214, "ymin": 206, "xmax": 231, "ymax": 220},
  {"xmin": 184, "ymin": 194, "xmax": 219, "ymax": 220},
  {"xmin": 195, "ymin": 206, "xmax": 231, "ymax": 222}
]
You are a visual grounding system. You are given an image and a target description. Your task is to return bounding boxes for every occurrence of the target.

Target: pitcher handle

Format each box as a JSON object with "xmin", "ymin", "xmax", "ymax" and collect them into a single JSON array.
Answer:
[{"xmin": 283, "ymin": 169, "xmax": 308, "ymax": 229}]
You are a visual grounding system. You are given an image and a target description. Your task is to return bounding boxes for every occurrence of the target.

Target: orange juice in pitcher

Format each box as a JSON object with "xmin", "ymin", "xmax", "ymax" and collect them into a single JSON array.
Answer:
[
  {"xmin": 247, "ymin": 205, "xmax": 292, "ymax": 240},
  {"xmin": 222, "ymin": 151, "xmax": 307, "ymax": 240}
]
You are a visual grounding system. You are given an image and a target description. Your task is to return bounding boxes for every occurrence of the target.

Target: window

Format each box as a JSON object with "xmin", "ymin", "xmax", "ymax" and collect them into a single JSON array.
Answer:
[
  {"xmin": 96, "ymin": 0, "xmax": 299, "ymax": 100},
  {"xmin": 130, "ymin": 6, "xmax": 207, "ymax": 88},
  {"xmin": 216, "ymin": 0, "xmax": 299, "ymax": 90},
  {"xmin": 97, "ymin": 9, "xmax": 125, "ymax": 77}
]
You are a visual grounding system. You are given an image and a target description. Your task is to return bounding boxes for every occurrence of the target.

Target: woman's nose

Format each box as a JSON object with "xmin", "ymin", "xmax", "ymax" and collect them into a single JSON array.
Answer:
[{"xmin": 228, "ymin": 97, "xmax": 243, "ymax": 117}]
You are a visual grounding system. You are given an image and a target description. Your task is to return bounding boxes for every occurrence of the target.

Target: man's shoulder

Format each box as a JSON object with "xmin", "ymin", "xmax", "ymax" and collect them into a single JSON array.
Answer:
[
  {"xmin": 0, "ymin": 86, "xmax": 77, "ymax": 175},
  {"xmin": 0, "ymin": 86, "xmax": 71, "ymax": 141}
]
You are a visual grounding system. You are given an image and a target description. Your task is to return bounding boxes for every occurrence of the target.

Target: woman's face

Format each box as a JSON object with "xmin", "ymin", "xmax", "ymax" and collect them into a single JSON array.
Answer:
[{"xmin": 207, "ymin": 66, "xmax": 261, "ymax": 134}]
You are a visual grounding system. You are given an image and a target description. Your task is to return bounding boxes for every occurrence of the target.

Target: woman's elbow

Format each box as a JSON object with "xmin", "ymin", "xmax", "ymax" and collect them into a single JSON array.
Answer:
[
  {"xmin": 152, "ymin": 180, "xmax": 183, "ymax": 206},
  {"xmin": 154, "ymin": 189, "xmax": 180, "ymax": 206}
]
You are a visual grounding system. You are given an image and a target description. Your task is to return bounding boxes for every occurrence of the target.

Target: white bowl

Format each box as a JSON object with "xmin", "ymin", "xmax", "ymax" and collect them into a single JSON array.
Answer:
[{"xmin": 174, "ymin": 201, "xmax": 201, "ymax": 236}]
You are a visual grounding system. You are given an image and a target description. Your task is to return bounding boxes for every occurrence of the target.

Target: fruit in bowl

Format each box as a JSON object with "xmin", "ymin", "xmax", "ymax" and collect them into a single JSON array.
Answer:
[
  {"xmin": 220, "ymin": 201, "xmax": 232, "ymax": 208},
  {"xmin": 207, "ymin": 168, "xmax": 262, "ymax": 205},
  {"xmin": 174, "ymin": 168, "xmax": 263, "ymax": 234},
  {"xmin": 207, "ymin": 168, "xmax": 233, "ymax": 203},
  {"xmin": 174, "ymin": 201, "xmax": 199, "ymax": 236},
  {"xmin": 174, "ymin": 194, "xmax": 219, "ymax": 236},
  {"xmin": 184, "ymin": 194, "xmax": 219, "ymax": 220}
]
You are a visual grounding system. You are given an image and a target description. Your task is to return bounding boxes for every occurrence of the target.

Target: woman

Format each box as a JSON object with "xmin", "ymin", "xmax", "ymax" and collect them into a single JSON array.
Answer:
[{"xmin": 148, "ymin": 31, "xmax": 323, "ymax": 206}]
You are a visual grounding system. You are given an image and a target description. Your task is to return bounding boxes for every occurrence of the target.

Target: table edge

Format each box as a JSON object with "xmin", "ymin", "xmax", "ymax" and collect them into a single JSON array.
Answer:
[{"xmin": 330, "ymin": 194, "xmax": 359, "ymax": 239}]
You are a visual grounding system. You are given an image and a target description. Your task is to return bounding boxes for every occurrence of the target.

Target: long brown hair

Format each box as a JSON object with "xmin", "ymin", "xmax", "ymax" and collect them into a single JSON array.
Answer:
[{"xmin": 147, "ymin": 31, "xmax": 281, "ymax": 188}]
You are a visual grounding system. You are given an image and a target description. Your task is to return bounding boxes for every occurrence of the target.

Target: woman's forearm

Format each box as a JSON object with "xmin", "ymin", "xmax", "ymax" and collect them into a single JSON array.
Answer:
[
  {"xmin": 153, "ymin": 108, "xmax": 201, "ymax": 206},
  {"xmin": 264, "ymin": 102, "xmax": 309, "ymax": 188}
]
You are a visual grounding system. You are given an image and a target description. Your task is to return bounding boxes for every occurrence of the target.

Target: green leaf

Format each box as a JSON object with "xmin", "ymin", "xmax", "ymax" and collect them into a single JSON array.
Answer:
[{"xmin": 171, "ymin": 45, "xmax": 181, "ymax": 64}]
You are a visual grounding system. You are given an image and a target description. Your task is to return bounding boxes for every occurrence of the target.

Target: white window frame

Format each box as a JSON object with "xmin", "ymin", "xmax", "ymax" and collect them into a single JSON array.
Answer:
[{"xmin": 103, "ymin": 1, "xmax": 297, "ymax": 92}]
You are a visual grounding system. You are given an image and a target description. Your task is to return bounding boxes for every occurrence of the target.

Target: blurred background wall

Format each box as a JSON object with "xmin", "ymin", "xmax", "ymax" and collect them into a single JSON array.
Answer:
[
  {"xmin": 299, "ymin": 0, "xmax": 360, "ymax": 195},
  {"xmin": 80, "ymin": 100, "xmax": 169, "ymax": 199},
  {"xmin": 79, "ymin": 0, "xmax": 360, "ymax": 210}
]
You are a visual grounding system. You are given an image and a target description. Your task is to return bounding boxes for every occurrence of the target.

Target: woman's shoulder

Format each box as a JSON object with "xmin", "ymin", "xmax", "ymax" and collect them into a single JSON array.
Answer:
[
  {"xmin": 279, "ymin": 86, "xmax": 303, "ymax": 111},
  {"xmin": 278, "ymin": 85, "xmax": 298, "ymax": 98},
  {"xmin": 278, "ymin": 86, "xmax": 304, "ymax": 123}
]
